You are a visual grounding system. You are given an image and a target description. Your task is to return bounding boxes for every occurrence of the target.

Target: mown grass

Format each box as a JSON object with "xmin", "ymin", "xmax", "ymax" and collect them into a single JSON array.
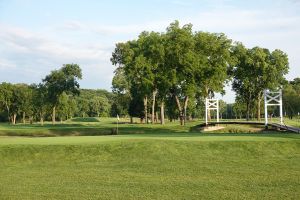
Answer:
[
  {"xmin": 0, "ymin": 118, "xmax": 299, "ymax": 199},
  {"xmin": 0, "ymin": 134, "xmax": 299, "ymax": 199},
  {"xmin": 0, "ymin": 117, "xmax": 193, "ymax": 136},
  {"xmin": 1, "ymin": 117, "xmax": 299, "ymax": 137}
]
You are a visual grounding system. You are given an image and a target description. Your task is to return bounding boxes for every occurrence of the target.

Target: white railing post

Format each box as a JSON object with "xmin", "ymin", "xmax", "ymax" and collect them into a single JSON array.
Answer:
[
  {"xmin": 279, "ymin": 89, "xmax": 283, "ymax": 125},
  {"xmin": 205, "ymin": 98, "xmax": 208, "ymax": 125},
  {"xmin": 205, "ymin": 98, "xmax": 219, "ymax": 125},
  {"xmin": 264, "ymin": 90, "xmax": 268, "ymax": 127},
  {"xmin": 216, "ymin": 99, "xmax": 219, "ymax": 123},
  {"xmin": 264, "ymin": 88, "xmax": 283, "ymax": 127}
]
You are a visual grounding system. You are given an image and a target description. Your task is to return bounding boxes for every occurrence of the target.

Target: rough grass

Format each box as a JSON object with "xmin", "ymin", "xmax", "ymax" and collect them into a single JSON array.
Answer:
[{"xmin": 0, "ymin": 134, "xmax": 299, "ymax": 199}]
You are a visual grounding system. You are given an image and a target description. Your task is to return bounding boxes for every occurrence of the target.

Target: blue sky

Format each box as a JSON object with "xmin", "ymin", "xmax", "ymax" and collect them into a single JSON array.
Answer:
[{"xmin": 0, "ymin": 0, "xmax": 300, "ymax": 102}]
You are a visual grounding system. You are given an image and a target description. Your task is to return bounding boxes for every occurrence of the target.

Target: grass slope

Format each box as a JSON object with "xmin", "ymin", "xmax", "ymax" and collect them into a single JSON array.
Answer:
[{"xmin": 1, "ymin": 134, "xmax": 300, "ymax": 199}]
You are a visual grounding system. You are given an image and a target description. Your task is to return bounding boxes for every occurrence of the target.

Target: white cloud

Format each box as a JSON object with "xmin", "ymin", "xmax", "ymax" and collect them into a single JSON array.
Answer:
[
  {"xmin": 0, "ymin": 2, "xmax": 299, "ymax": 98},
  {"xmin": 0, "ymin": 24, "xmax": 114, "ymax": 88}
]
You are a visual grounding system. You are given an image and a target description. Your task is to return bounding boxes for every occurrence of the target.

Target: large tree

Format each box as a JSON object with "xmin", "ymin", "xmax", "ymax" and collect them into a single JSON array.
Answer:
[
  {"xmin": 10, "ymin": 84, "xmax": 30, "ymax": 124},
  {"xmin": 193, "ymin": 31, "xmax": 232, "ymax": 120},
  {"xmin": 111, "ymin": 21, "xmax": 233, "ymax": 125},
  {"xmin": 32, "ymin": 83, "xmax": 48, "ymax": 125},
  {"xmin": 0, "ymin": 82, "xmax": 13, "ymax": 122},
  {"xmin": 164, "ymin": 21, "xmax": 196, "ymax": 125},
  {"xmin": 138, "ymin": 31, "xmax": 165, "ymax": 124},
  {"xmin": 111, "ymin": 38, "xmax": 154, "ymax": 123},
  {"xmin": 111, "ymin": 67, "xmax": 131, "ymax": 119},
  {"xmin": 43, "ymin": 64, "xmax": 82, "ymax": 124},
  {"xmin": 232, "ymin": 43, "xmax": 289, "ymax": 120},
  {"xmin": 89, "ymin": 95, "xmax": 110, "ymax": 117},
  {"xmin": 18, "ymin": 84, "xmax": 33, "ymax": 124},
  {"xmin": 283, "ymin": 78, "xmax": 300, "ymax": 119}
]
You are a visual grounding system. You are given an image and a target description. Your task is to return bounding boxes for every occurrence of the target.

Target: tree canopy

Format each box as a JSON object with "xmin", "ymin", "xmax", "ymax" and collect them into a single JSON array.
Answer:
[
  {"xmin": 111, "ymin": 21, "xmax": 233, "ymax": 125},
  {"xmin": 43, "ymin": 64, "xmax": 82, "ymax": 124},
  {"xmin": 231, "ymin": 43, "xmax": 289, "ymax": 120}
]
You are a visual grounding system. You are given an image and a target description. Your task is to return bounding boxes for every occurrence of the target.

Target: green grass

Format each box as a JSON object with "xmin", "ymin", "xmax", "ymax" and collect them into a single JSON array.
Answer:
[
  {"xmin": 0, "ymin": 117, "xmax": 199, "ymax": 137},
  {"xmin": 70, "ymin": 117, "xmax": 101, "ymax": 122},
  {"xmin": 1, "ymin": 117, "xmax": 299, "ymax": 137},
  {"xmin": 0, "ymin": 118, "xmax": 299, "ymax": 199},
  {"xmin": 0, "ymin": 134, "xmax": 299, "ymax": 199},
  {"xmin": 283, "ymin": 117, "xmax": 300, "ymax": 128}
]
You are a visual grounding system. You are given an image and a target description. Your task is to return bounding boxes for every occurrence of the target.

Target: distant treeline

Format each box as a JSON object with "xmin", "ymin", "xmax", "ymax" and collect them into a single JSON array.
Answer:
[
  {"xmin": 0, "ymin": 78, "xmax": 299, "ymax": 124},
  {"xmin": 0, "ymin": 85, "xmax": 112, "ymax": 123}
]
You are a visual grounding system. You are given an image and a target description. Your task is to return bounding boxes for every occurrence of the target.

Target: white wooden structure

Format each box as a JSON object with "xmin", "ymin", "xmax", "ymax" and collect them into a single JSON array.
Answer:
[
  {"xmin": 205, "ymin": 98, "xmax": 219, "ymax": 125},
  {"xmin": 264, "ymin": 89, "xmax": 283, "ymax": 127}
]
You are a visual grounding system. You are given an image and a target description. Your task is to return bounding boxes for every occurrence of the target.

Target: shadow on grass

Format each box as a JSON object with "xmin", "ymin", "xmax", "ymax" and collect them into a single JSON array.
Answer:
[
  {"xmin": 70, "ymin": 117, "xmax": 100, "ymax": 122},
  {"xmin": 0, "ymin": 125, "xmax": 188, "ymax": 137},
  {"xmin": 0, "ymin": 123, "xmax": 86, "ymax": 129}
]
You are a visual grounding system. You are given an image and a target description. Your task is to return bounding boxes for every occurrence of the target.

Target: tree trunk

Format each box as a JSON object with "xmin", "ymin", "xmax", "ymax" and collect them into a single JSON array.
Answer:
[
  {"xmin": 246, "ymin": 101, "xmax": 250, "ymax": 121},
  {"xmin": 175, "ymin": 95, "xmax": 184, "ymax": 125},
  {"xmin": 257, "ymin": 95, "xmax": 262, "ymax": 121},
  {"xmin": 151, "ymin": 90, "xmax": 157, "ymax": 124},
  {"xmin": 143, "ymin": 96, "xmax": 148, "ymax": 124},
  {"xmin": 160, "ymin": 101, "xmax": 165, "ymax": 125},
  {"xmin": 22, "ymin": 112, "xmax": 26, "ymax": 124},
  {"xmin": 40, "ymin": 114, "xmax": 44, "ymax": 126},
  {"xmin": 29, "ymin": 116, "xmax": 33, "ymax": 124},
  {"xmin": 130, "ymin": 116, "xmax": 133, "ymax": 124},
  {"xmin": 155, "ymin": 112, "xmax": 158, "ymax": 123},
  {"xmin": 6, "ymin": 104, "xmax": 10, "ymax": 123},
  {"xmin": 13, "ymin": 114, "xmax": 16, "ymax": 125},
  {"xmin": 183, "ymin": 96, "xmax": 189, "ymax": 125},
  {"xmin": 52, "ymin": 106, "xmax": 56, "ymax": 125}
]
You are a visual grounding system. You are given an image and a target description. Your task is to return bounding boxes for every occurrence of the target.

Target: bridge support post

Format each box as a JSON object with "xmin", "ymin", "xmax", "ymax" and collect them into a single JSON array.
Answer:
[
  {"xmin": 205, "ymin": 99, "xmax": 208, "ymax": 125},
  {"xmin": 279, "ymin": 89, "xmax": 283, "ymax": 125},
  {"xmin": 264, "ymin": 89, "xmax": 283, "ymax": 129},
  {"xmin": 205, "ymin": 98, "xmax": 219, "ymax": 126},
  {"xmin": 264, "ymin": 90, "xmax": 268, "ymax": 129},
  {"xmin": 216, "ymin": 99, "xmax": 219, "ymax": 123}
]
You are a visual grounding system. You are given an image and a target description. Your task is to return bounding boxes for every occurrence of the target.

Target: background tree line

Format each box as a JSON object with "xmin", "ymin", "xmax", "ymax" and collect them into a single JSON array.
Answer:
[
  {"xmin": 0, "ymin": 64, "xmax": 111, "ymax": 124},
  {"xmin": 111, "ymin": 20, "xmax": 292, "ymax": 125}
]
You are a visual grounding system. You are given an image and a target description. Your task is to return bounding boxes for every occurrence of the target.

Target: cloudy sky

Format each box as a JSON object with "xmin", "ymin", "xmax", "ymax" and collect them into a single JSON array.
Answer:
[{"xmin": 0, "ymin": 0, "xmax": 299, "ymax": 102}]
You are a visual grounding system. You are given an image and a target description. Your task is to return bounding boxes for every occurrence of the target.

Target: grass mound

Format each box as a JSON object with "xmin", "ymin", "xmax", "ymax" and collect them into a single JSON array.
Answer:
[{"xmin": 0, "ymin": 135, "xmax": 299, "ymax": 199}]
